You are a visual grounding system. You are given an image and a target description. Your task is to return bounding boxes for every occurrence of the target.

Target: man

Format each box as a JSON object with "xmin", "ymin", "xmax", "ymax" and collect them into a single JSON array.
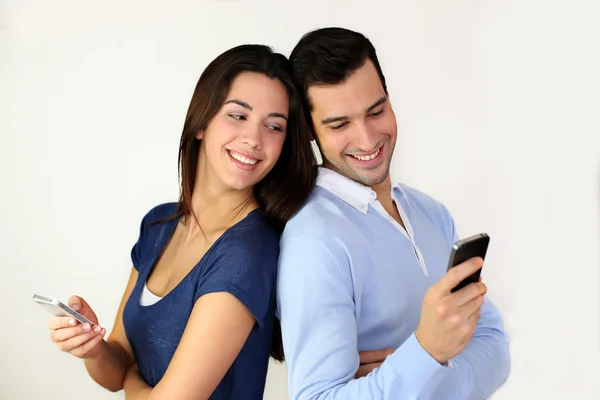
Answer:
[{"xmin": 276, "ymin": 27, "xmax": 511, "ymax": 399}]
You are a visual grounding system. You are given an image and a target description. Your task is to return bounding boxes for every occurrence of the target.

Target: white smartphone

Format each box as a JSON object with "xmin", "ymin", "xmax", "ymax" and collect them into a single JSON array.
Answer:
[{"xmin": 32, "ymin": 293, "xmax": 95, "ymax": 326}]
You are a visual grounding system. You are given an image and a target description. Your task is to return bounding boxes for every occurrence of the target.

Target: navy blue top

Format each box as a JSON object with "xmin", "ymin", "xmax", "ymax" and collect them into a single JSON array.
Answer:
[{"xmin": 122, "ymin": 202, "xmax": 280, "ymax": 399}]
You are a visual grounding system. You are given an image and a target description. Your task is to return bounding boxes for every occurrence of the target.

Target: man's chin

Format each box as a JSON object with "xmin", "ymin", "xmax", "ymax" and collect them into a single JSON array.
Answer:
[
  {"xmin": 322, "ymin": 159, "xmax": 390, "ymax": 187},
  {"xmin": 347, "ymin": 168, "xmax": 390, "ymax": 188},
  {"xmin": 354, "ymin": 162, "xmax": 390, "ymax": 187},
  {"xmin": 358, "ymin": 174, "xmax": 388, "ymax": 188}
]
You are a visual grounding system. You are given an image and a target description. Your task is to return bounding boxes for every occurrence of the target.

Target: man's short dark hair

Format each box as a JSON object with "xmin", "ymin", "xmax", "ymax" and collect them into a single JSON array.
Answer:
[{"xmin": 289, "ymin": 27, "xmax": 388, "ymax": 114}]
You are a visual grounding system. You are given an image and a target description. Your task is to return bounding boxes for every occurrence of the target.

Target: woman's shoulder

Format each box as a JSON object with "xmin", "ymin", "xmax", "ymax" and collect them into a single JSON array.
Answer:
[
  {"xmin": 216, "ymin": 209, "xmax": 280, "ymax": 257},
  {"xmin": 228, "ymin": 208, "xmax": 278, "ymax": 238},
  {"xmin": 141, "ymin": 202, "xmax": 179, "ymax": 224}
]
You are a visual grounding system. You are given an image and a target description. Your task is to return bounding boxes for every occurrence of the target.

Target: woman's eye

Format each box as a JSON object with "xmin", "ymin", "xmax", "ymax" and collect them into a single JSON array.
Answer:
[
  {"xmin": 267, "ymin": 124, "xmax": 283, "ymax": 132},
  {"xmin": 229, "ymin": 113, "xmax": 247, "ymax": 121}
]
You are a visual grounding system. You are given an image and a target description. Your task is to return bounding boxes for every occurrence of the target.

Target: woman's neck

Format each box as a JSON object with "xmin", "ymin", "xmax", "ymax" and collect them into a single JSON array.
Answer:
[{"xmin": 184, "ymin": 172, "xmax": 258, "ymax": 239}]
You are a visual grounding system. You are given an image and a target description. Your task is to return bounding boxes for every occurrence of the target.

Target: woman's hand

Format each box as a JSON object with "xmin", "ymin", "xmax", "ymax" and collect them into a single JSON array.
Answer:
[{"xmin": 47, "ymin": 295, "xmax": 106, "ymax": 359}]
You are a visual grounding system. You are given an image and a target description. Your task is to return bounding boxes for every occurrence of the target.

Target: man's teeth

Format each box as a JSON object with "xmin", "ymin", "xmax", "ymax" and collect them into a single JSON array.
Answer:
[
  {"xmin": 229, "ymin": 151, "xmax": 258, "ymax": 165},
  {"xmin": 352, "ymin": 148, "xmax": 380, "ymax": 161}
]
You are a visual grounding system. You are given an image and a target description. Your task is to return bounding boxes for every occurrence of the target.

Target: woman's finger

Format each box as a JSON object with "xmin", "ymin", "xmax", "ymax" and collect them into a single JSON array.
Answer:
[
  {"xmin": 47, "ymin": 316, "xmax": 77, "ymax": 330},
  {"xmin": 57, "ymin": 326, "xmax": 103, "ymax": 352},
  {"xmin": 51, "ymin": 323, "xmax": 93, "ymax": 343},
  {"xmin": 72, "ymin": 329, "xmax": 106, "ymax": 358}
]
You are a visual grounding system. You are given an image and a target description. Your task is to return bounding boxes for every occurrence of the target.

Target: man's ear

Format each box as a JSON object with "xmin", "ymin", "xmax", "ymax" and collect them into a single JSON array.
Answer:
[{"xmin": 195, "ymin": 130, "xmax": 204, "ymax": 140}]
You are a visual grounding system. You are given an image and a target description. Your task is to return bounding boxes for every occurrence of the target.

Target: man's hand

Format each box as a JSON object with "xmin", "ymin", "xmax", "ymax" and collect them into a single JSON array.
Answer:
[
  {"xmin": 415, "ymin": 257, "xmax": 487, "ymax": 364},
  {"xmin": 355, "ymin": 348, "xmax": 394, "ymax": 378}
]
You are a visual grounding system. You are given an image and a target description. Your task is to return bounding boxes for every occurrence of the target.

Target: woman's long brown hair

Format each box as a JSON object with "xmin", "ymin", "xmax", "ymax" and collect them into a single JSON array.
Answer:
[{"xmin": 175, "ymin": 44, "xmax": 317, "ymax": 361}]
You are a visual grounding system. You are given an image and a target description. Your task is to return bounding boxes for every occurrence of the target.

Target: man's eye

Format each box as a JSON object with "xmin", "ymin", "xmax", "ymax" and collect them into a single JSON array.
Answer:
[{"xmin": 330, "ymin": 122, "xmax": 348, "ymax": 130}]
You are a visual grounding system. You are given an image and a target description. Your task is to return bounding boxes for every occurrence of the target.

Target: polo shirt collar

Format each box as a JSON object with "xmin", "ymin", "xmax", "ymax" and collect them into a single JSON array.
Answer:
[{"xmin": 316, "ymin": 167, "xmax": 408, "ymax": 213}]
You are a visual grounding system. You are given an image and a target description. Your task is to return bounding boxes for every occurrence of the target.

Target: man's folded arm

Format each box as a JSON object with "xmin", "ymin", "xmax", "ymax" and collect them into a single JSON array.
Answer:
[{"xmin": 276, "ymin": 234, "xmax": 453, "ymax": 400}]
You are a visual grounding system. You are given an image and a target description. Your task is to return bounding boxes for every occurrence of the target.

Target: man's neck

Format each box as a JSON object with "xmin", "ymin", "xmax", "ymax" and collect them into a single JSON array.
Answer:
[
  {"xmin": 372, "ymin": 177, "xmax": 392, "ymax": 206},
  {"xmin": 320, "ymin": 165, "xmax": 404, "ymax": 228},
  {"xmin": 372, "ymin": 175, "xmax": 405, "ymax": 229},
  {"xmin": 321, "ymin": 162, "xmax": 393, "ymax": 202}
]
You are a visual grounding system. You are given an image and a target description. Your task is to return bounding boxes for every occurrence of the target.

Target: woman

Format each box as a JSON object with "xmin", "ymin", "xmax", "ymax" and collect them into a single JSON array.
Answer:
[{"xmin": 46, "ymin": 44, "xmax": 316, "ymax": 399}]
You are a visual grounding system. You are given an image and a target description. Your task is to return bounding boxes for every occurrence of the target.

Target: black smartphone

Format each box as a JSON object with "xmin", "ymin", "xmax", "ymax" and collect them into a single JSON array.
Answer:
[{"xmin": 446, "ymin": 233, "xmax": 490, "ymax": 293}]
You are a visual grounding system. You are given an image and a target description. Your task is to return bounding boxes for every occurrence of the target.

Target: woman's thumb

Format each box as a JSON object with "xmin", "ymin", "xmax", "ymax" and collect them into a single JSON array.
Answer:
[{"xmin": 68, "ymin": 295, "xmax": 86, "ymax": 312}]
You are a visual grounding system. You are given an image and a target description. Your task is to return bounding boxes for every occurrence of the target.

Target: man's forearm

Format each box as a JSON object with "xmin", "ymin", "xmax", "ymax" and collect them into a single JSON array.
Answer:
[
  {"xmin": 434, "ymin": 299, "xmax": 511, "ymax": 399},
  {"xmin": 84, "ymin": 340, "xmax": 131, "ymax": 392}
]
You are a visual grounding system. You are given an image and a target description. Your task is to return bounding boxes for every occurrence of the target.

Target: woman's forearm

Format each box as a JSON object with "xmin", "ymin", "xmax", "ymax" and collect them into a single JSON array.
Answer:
[
  {"xmin": 84, "ymin": 339, "xmax": 132, "ymax": 392},
  {"xmin": 123, "ymin": 366, "xmax": 153, "ymax": 400}
]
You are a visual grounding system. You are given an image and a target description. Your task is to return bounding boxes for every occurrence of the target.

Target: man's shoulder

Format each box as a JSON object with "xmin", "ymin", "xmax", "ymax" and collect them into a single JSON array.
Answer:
[
  {"xmin": 396, "ymin": 182, "xmax": 457, "ymax": 243},
  {"xmin": 397, "ymin": 182, "xmax": 439, "ymax": 205},
  {"xmin": 284, "ymin": 186, "xmax": 362, "ymax": 240},
  {"xmin": 397, "ymin": 182, "xmax": 452, "ymax": 218},
  {"xmin": 278, "ymin": 187, "xmax": 357, "ymax": 288}
]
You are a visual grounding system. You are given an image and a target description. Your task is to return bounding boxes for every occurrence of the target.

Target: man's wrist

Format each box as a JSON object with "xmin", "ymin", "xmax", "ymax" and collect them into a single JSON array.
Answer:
[{"xmin": 414, "ymin": 331, "xmax": 449, "ymax": 365}]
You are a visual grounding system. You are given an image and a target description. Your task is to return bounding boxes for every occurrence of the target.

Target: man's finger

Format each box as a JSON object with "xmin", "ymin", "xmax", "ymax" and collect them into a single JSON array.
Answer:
[
  {"xmin": 358, "ymin": 348, "xmax": 394, "ymax": 365},
  {"xmin": 438, "ymin": 257, "xmax": 483, "ymax": 295},
  {"xmin": 451, "ymin": 281, "xmax": 487, "ymax": 307},
  {"xmin": 463, "ymin": 293, "xmax": 485, "ymax": 317}
]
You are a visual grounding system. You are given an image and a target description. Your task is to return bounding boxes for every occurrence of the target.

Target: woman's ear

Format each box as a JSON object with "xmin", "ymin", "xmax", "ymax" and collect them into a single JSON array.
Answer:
[{"xmin": 195, "ymin": 130, "xmax": 204, "ymax": 140}]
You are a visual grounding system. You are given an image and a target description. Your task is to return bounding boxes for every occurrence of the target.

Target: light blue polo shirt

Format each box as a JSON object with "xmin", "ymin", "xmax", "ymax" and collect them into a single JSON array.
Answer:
[{"xmin": 276, "ymin": 167, "xmax": 510, "ymax": 399}]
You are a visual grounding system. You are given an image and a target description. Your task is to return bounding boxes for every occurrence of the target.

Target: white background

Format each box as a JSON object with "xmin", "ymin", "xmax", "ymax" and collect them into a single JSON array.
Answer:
[{"xmin": 1, "ymin": 1, "xmax": 599, "ymax": 399}]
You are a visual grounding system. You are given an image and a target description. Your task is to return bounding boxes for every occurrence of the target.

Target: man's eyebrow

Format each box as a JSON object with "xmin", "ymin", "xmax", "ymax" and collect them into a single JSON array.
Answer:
[
  {"xmin": 321, "ymin": 114, "xmax": 349, "ymax": 125},
  {"xmin": 366, "ymin": 96, "xmax": 387, "ymax": 113},
  {"xmin": 320, "ymin": 96, "xmax": 388, "ymax": 125}
]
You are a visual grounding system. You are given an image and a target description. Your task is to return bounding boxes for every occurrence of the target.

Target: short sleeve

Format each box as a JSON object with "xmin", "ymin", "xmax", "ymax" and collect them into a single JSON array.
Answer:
[
  {"xmin": 194, "ymin": 222, "xmax": 280, "ymax": 329},
  {"xmin": 130, "ymin": 203, "xmax": 177, "ymax": 271}
]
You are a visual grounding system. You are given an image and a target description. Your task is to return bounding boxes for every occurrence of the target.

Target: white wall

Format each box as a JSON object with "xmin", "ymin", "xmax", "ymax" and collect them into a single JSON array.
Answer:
[{"xmin": 1, "ymin": 1, "xmax": 599, "ymax": 399}]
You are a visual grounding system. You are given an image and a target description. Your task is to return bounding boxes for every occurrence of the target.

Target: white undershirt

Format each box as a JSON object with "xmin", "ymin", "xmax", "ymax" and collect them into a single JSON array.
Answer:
[
  {"xmin": 140, "ymin": 283, "xmax": 163, "ymax": 306},
  {"xmin": 370, "ymin": 189, "xmax": 429, "ymax": 276}
]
